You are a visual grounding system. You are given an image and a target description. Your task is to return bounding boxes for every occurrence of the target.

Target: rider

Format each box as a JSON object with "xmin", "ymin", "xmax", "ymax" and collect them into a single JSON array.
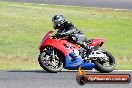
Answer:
[{"xmin": 52, "ymin": 14, "xmax": 92, "ymax": 51}]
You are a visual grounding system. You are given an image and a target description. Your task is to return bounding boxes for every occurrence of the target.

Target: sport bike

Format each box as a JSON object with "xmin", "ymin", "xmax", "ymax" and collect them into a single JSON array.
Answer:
[{"xmin": 38, "ymin": 31, "xmax": 116, "ymax": 73}]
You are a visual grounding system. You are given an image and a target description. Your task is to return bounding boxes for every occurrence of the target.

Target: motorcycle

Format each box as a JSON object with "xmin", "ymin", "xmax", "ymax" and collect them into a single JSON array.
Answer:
[{"xmin": 38, "ymin": 31, "xmax": 116, "ymax": 73}]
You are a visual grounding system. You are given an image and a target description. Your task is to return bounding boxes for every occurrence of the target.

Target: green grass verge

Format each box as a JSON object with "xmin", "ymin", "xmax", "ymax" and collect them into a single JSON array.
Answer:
[{"xmin": 0, "ymin": 1, "xmax": 132, "ymax": 70}]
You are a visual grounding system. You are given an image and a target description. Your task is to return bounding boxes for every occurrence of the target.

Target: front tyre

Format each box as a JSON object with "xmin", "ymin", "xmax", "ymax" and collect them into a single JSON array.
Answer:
[
  {"xmin": 93, "ymin": 50, "xmax": 116, "ymax": 73},
  {"xmin": 38, "ymin": 46, "xmax": 63, "ymax": 73}
]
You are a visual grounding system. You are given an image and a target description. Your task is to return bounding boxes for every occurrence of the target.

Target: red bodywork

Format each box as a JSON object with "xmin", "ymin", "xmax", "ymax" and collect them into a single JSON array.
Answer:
[
  {"xmin": 39, "ymin": 31, "xmax": 80, "ymax": 56},
  {"xmin": 88, "ymin": 38, "xmax": 105, "ymax": 47},
  {"xmin": 39, "ymin": 31, "xmax": 105, "ymax": 56}
]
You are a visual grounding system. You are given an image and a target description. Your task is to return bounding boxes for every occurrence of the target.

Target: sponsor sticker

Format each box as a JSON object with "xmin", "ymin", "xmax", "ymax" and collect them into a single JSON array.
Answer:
[{"xmin": 76, "ymin": 67, "xmax": 131, "ymax": 85}]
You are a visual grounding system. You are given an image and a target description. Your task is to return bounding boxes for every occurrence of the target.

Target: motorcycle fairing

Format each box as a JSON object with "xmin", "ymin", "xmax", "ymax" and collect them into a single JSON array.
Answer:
[
  {"xmin": 39, "ymin": 32, "xmax": 80, "ymax": 56},
  {"xmin": 65, "ymin": 52, "xmax": 95, "ymax": 70},
  {"xmin": 88, "ymin": 38, "xmax": 105, "ymax": 47},
  {"xmin": 39, "ymin": 31, "xmax": 100, "ymax": 70}
]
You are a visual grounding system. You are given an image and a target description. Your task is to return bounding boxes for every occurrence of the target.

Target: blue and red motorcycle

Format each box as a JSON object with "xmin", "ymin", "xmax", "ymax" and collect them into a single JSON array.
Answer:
[{"xmin": 38, "ymin": 31, "xmax": 116, "ymax": 73}]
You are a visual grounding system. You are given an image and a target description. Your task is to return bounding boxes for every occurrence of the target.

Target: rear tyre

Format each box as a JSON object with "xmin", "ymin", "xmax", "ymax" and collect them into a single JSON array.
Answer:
[
  {"xmin": 38, "ymin": 46, "xmax": 63, "ymax": 73},
  {"xmin": 93, "ymin": 50, "xmax": 116, "ymax": 73}
]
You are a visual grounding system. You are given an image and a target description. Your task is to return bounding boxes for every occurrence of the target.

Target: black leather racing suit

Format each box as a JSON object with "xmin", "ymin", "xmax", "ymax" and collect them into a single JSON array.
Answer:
[{"xmin": 55, "ymin": 21, "xmax": 89, "ymax": 49}]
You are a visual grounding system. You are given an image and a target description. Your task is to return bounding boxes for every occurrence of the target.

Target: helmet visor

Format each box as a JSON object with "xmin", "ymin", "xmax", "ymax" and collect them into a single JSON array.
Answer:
[{"xmin": 54, "ymin": 19, "xmax": 62, "ymax": 25}]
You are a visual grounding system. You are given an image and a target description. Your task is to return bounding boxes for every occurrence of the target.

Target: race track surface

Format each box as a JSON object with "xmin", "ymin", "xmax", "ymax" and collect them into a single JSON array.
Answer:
[
  {"xmin": 1, "ymin": 0, "xmax": 132, "ymax": 9},
  {"xmin": 0, "ymin": 0, "xmax": 131, "ymax": 88},
  {"xmin": 0, "ymin": 70, "xmax": 131, "ymax": 88}
]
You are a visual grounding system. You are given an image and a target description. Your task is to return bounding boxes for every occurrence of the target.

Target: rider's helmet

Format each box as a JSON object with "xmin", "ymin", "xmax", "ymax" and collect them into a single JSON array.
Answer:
[{"xmin": 52, "ymin": 14, "xmax": 65, "ymax": 29}]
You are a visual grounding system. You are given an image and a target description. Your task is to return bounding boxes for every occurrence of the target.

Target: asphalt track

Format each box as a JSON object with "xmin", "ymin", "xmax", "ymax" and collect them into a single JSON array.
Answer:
[
  {"xmin": 0, "ymin": 0, "xmax": 131, "ymax": 88},
  {"xmin": 1, "ymin": 0, "xmax": 132, "ymax": 9},
  {"xmin": 0, "ymin": 70, "xmax": 131, "ymax": 88}
]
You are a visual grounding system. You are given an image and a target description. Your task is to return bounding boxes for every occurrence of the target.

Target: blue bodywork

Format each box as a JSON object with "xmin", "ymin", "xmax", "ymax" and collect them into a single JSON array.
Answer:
[{"xmin": 65, "ymin": 52, "xmax": 95, "ymax": 70}]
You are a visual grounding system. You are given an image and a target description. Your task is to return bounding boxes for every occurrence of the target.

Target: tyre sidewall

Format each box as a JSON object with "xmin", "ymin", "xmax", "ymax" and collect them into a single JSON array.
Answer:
[
  {"xmin": 38, "ymin": 51, "xmax": 63, "ymax": 73},
  {"xmin": 93, "ymin": 50, "xmax": 116, "ymax": 73}
]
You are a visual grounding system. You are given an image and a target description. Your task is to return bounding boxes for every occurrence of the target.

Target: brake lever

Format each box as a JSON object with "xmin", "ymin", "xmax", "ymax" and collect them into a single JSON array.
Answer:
[
  {"xmin": 51, "ymin": 35, "xmax": 56, "ymax": 39},
  {"xmin": 51, "ymin": 35, "xmax": 60, "ymax": 39}
]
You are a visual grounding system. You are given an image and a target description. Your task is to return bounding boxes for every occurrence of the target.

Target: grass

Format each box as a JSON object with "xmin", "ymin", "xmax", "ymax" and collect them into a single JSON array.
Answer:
[
  {"xmin": 0, "ymin": 55, "xmax": 41, "ymax": 70},
  {"xmin": 0, "ymin": 1, "xmax": 132, "ymax": 70}
]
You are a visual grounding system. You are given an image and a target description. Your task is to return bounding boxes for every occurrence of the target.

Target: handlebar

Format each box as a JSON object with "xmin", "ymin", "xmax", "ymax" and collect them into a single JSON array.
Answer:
[{"xmin": 51, "ymin": 34, "xmax": 69, "ymax": 39}]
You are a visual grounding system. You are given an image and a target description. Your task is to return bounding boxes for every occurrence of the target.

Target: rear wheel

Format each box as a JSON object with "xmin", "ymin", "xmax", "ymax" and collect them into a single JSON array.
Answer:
[
  {"xmin": 92, "ymin": 50, "xmax": 116, "ymax": 73},
  {"xmin": 38, "ymin": 46, "xmax": 63, "ymax": 73}
]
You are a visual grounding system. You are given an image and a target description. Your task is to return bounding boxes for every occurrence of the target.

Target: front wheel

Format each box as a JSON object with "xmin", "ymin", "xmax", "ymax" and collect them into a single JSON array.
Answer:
[
  {"xmin": 92, "ymin": 50, "xmax": 116, "ymax": 73},
  {"xmin": 38, "ymin": 46, "xmax": 63, "ymax": 73}
]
